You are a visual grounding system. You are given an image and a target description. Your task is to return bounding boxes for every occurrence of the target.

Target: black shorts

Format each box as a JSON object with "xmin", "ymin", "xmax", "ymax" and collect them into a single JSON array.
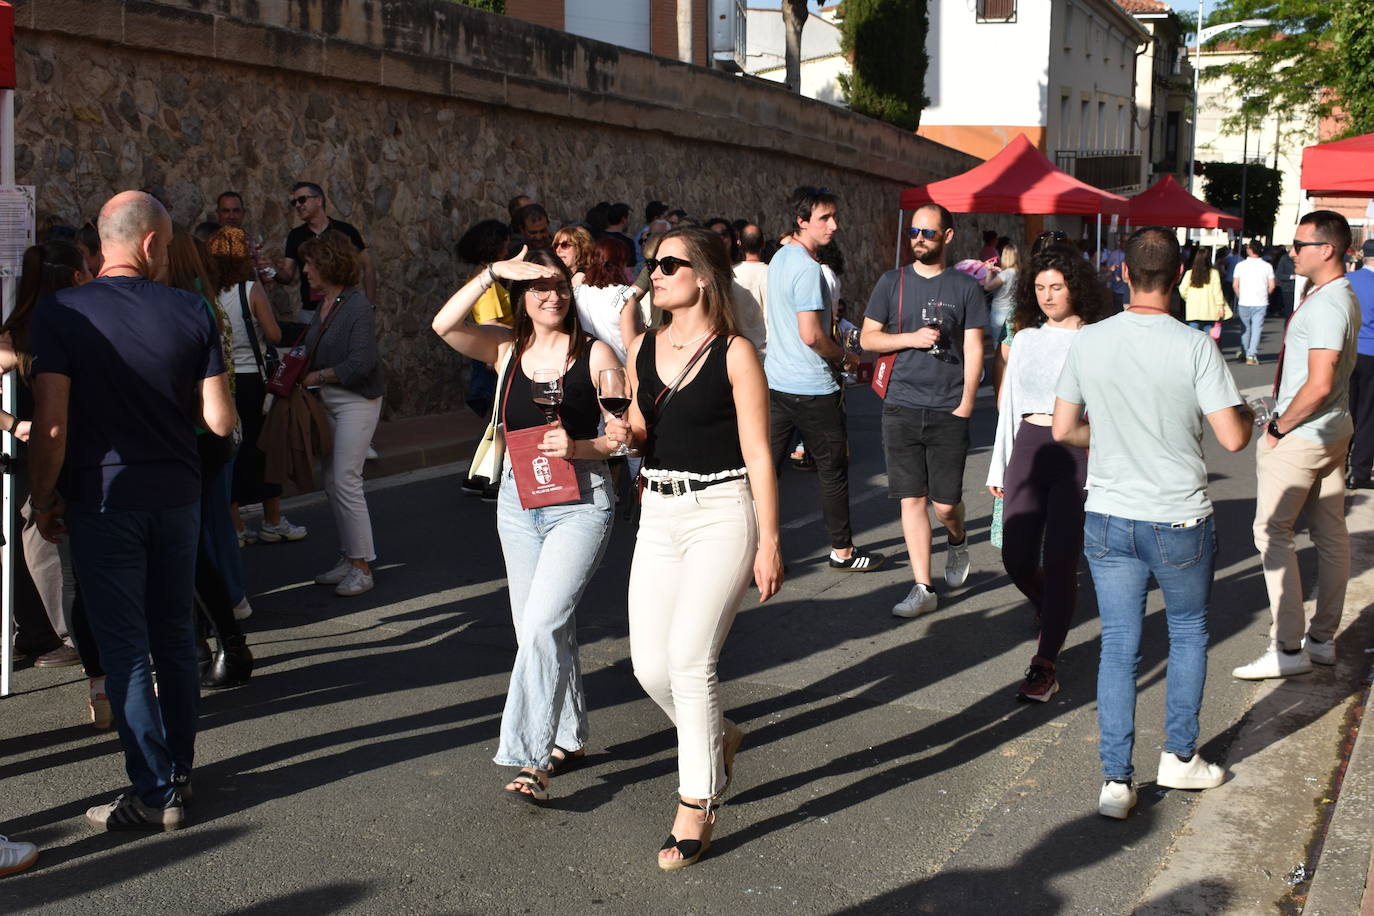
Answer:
[{"xmin": 881, "ymin": 403, "xmax": 970, "ymax": 505}]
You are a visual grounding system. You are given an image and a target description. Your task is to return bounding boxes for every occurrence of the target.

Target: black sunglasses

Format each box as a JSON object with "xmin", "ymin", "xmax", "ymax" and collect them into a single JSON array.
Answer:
[
  {"xmin": 289, "ymin": 195, "xmax": 320, "ymax": 207},
  {"xmin": 908, "ymin": 227, "xmax": 941, "ymax": 240},
  {"xmin": 1291, "ymin": 239, "xmax": 1330, "ymax": 251},
  {"xmin": 646, "ymin": 255, "xmax": 693, "ymax": 276}
]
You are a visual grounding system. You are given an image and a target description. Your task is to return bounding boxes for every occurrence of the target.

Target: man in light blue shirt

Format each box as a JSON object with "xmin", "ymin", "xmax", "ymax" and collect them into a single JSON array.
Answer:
[
  {"xmin": 765, "ymin": 186, "xmax": 881, "ymax": 572},
  {"xmin": 1344, "ymin": 239, "xmax": 1374, "ymax": 487}
]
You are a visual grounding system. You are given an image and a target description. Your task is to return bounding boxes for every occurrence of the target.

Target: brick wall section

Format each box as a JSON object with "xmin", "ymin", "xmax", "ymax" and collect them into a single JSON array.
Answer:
[
  {"xmin": 650, "ymin": 0, "xmax": 678, "ymax": 60},
  {"xmin": 11, "ymin": 0, "xmax": 1003, "ymax": 417},
  {"xmin": 505, "ymin": 0, "xmax": 564, "ymax": 32}
]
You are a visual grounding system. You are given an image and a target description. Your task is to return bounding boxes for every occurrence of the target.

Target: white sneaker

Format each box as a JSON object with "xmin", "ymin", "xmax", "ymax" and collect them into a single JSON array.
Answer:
[
  {"xmin": 314, "ymin": 557, "xmax": 352, "ymax": 586},
  {"xmin": 1156, "ymin": 751, "xmax": 1226, "ymax": 790},
  {"xmin": 1232, "ymin": 644, "xmax": 1313, "ymax": 680},
  {"xmin": 1098, "ymin": 781, "xmax": 1136, "ymax": 820},
  {"xmin": 0, "ymin": 835, "xmax": 37, "ymax": 877},
  {"xmin": 236, "ymin": 527, "xmax": 257, "ymax": 547},
  {"xmin": 334, "ymin": 566, "xmax": 374, "ymax": 597},
  {"xmin": 258, "ymin": 517, "xmax": 307, "ymax": 543},
  {"xmin": 232, "ymin": 598, "xmax": 253, "ymax": 621},
  {"xmin": 892, "ymin": 583, "xmax": 938, "ymax": 618},
  {"xmin": 366, "ymin": 444, "xmax": 379, "ymax": 461},
  {"xmin": 1305, "ymin": 636, "xmax": 1336, "ymax": 666},
  {"xmin": 945, "ymin": 538, "xmax": 970, "ymax": 588}
]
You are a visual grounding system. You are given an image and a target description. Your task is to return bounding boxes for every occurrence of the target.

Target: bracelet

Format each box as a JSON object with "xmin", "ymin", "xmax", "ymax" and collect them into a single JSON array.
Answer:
[
  {"xmin": 7, "ymin": 414, "xmax": 18, "ymax": 433},
  {"xmin": 32, "ymin": 494, "xmax": 58, "ymax": 513},
  {"xmin": 487, "ymin": 266, "xmax": 499, "ymax": 286}
]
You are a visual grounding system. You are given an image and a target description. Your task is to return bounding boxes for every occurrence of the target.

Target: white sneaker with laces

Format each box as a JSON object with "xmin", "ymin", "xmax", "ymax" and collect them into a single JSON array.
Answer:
[
  {"xmin": 232, "ymin": 598, "xmax": 253, "ymax": 621},
  {"xmin": 335, "ymin": 567, "xmax": 374, "ymax": 597},
  {"xmin": 258, "ymin": 517, "xmax": 307, "ymax": 543},
  {"xmin": 314, "ymin": 557, "xmax": 353, "ymax": 586},
  {"xmin": 892, "ymin": 583, "xmax": 938, "ymax": 619},
  {"xmin": 1156, "ymin": 751, "xmax": 1226, "ymax": 790},
  {"xmin": 1305, "ymin": 636, "xmax": 1336, "ymax": 666},
  {"xmin": 1098, "ymin": 781, "xmax": 1136, "ymax": 820},
  {"xmin": 0, "ymin": 835, "xmax": 38, "ymax": 877},
  {"xmin": 1231, "ymin": 644, "xmax": 1313, "ymax": 680},
  {"xmin": 945, "ymin": 538, "xmax": 970, "ymax": 588}
]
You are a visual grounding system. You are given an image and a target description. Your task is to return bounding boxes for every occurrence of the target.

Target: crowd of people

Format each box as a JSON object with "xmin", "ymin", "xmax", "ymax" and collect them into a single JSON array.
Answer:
[{"xmin": 1, "ymin": 178, "xmax": 1369, "ymax": 877}]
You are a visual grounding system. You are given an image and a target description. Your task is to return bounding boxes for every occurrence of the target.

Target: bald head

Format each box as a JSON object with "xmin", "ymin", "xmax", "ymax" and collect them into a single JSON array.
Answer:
[{"xmin": 98, "ymin": 191, "xmax": 170, "ymax": 248}]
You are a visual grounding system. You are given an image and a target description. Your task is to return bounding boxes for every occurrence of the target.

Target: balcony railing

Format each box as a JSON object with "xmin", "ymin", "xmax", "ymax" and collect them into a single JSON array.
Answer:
[{"xmin": 1054, "ymin": 149, "xmax": 1144, "ymax": 194}]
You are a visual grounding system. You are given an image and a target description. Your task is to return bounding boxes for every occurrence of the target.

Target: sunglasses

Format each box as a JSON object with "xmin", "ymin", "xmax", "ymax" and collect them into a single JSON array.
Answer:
[
  {"xmin": 646, "ymin": 255, "xmax": 694, "ymax": 276},
  {"xmin": 908, "ymin": 228, "xmax": 941, "ymax": 240},
  {"xmin": 1037, "ymin": 231, "xmax": 1069, "ymax": 241},
  {"xmin": 1291, "ymin": 239, "xmax": 1330, "ymax": 251},
  {"xmin": 289, "ymin": 195, "xmax": 319, "ymax": 207},
  {"xmin": 554, "ymin": 240, "xmax": 574, "ymax": 249}
]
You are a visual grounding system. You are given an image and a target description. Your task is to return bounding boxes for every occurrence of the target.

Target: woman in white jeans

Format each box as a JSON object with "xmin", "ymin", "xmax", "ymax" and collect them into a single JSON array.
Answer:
[
  {"xmin": 298, "ymin": 231, "xmax": 385, "ymax": 597},
  {"xmin": 606, "ymin": 227, "xmax": 782, "ymax": 870}
]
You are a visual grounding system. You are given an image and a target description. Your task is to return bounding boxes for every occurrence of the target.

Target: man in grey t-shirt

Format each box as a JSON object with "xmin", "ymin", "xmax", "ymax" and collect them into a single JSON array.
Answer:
[
  {"xmin": 1235, "ymin": 210, "xmax": 1360, "ymax": 681},
  {"xmin": 1053, "ymin": 227, "xmax": 1253, "ymax": 821}
]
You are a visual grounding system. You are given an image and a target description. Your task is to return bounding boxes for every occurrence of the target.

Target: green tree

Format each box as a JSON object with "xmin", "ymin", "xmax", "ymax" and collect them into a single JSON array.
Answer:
[
  {"xmin": 450, "ymin": 0, "xmax": 504, "ymax": 13},
  {"xmin": 1201, "ymin": 161, "xmax": 1282, "ymax": 239},
  {"xmin": 1207, "ymin": 0, "xmax": 1374, "ymax": 140},
  {"xmin": 837, "ymin": 0, "xmax": 929, "ymax": 131}
]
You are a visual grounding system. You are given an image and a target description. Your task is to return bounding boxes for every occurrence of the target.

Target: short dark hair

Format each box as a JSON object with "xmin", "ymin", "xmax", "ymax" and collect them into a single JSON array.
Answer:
[
  {"xmin": 1248, "ymin": 239, "xmax": 1265, "ymax": 256},
  {"xmin": 1124, "ymin": 226, "xmax": 1181, "ymax": 294},
  {"xmin": 457, "ymin": 218, "xmax": 510, "ymax": 266},
  {"xmin": 739, "ymin": 223, "xmax": 764, "ymax": 256},
  {"xmin": 507, "ymin": 194, "xmax": 530, "ymax": 218},
  {"xmin": 914, "ymin": 202, "xmax": 953, "ymax": 234},
  {"xmin": 298, "ymin": 229, "xmax": 361, "ymax": 288},
  {"xmin": 1299, "ymin": 209, "xmax": 1353, "ymax": 258},
  {"xmin": 607, "ymin": 203, "xmax": 631, "ymax": 226},
  {"xmin": 787, "ymin": 185, "xmax": 839, "ymax": 230},
  {"xmin": 291, "ymin": 181, "xmax": 325, "ymax": 208},
  {"xmin": 645, "ymin": 200, "xmax": 668, "ymax": 223},
  {"xmin": 77, "ymin": 221, "xmax": 100, "ymax": 256},
  {"xmin": 217, "ymin": 191, "xmax": 243, "ymax": 208},
  {"xmin": 982, "ymin": 229, "xmax": 997, "ymax": 244},
  {"xmin": 514, "ymin": 202, "xmax": 548, "ymax": 231}
]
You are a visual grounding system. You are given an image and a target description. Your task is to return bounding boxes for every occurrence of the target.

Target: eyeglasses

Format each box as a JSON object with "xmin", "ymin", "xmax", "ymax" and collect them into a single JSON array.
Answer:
[
  {"xmin": 646, "ymin": 256, "xmax": 694, "ymax": 276},
  {"xmin": 528, "ymin": 285, "xmax": 572, "ymax": 301},
  {"xmin": 1291, "ymin": 239, "xmax": 1330, "ymax": 252},
  {"xmin": 289, "ymin": 195, "xmax": 320, "ymax": 207},
  {"xmin": 908, "ymin": 228, "xmax": 941, "ymax": 241}
]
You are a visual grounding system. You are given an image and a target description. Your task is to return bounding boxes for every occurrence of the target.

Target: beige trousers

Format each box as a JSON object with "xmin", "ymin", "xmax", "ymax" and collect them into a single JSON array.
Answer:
[
  {"xmin": 628, "ymin": 478, "xmax": 757, "ymax": 799},
  {"xmin": 1252, "ymin": 432, "xmax": 1350, "ymax": 650}
]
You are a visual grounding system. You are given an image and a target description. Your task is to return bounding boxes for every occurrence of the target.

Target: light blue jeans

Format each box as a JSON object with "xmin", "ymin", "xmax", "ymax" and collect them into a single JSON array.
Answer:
[
  {"xmin": 1084, "ymin": 512, "xmax": 1216, "ymax": 783},
  {"xmin": 493, "ymin": 458, "xmax": 613, "ymax": 769},
  {"xmin": 1238, "ymin": 305, "xmax": 1266, "ymax": 358}
]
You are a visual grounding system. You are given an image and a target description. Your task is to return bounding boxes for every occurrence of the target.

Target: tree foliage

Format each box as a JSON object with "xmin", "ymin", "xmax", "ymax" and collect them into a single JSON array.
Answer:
[
  {"xmin": 1201, "ymin": 161, "xmax": 1283, "ymax": 239},
  {"xmin": 837, "ymin": 0, "xmax": 929, "ymax": 131},
  {"xmin": 1206, "ymin": 0, "xmax": 1374, "ymax": 141},
  {"xmin": 450, "ymin": 0, "xmax": 504, "ymax": 13}
]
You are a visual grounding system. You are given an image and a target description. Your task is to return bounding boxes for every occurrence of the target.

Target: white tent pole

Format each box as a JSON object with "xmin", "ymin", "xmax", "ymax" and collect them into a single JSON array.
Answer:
[
  {"xmin": 894, "ymin": 209, "xmax": 905, "ymax": 269},
  {"xmin": 1, "ymin": 86, "xmax": 14, "ymax": 699},
  {"xmin": 1095, "ymin": 212, "xmax": 1103, "ymax": 266}
]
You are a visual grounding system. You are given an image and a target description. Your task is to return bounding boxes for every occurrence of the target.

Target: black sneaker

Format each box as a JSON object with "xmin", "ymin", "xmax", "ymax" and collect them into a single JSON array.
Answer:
[
  {"xmin": 461, "ymin": 476, "xmax": 487, "ymax": 496},
  {"xmin": 85, "ymin": 792, "xmax": 185, "ymax": 832},
  {"xmin": 828, "ymin": 549, "xmax": 885, "ymax": 572},
  {"xmin": 172, "ymin": 771, "xmax": 194, "ymax": 804}
]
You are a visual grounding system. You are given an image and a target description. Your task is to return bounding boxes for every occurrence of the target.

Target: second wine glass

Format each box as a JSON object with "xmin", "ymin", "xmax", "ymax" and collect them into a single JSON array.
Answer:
[{"xmin": 598, "ymin": 366, "xmax": 632, "ymax": 457}]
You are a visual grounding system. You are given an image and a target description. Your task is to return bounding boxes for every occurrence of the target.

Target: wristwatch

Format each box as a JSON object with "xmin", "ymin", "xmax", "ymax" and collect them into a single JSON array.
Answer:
[{"xmin": 1267, "ymin": 417, "xmax": 1287, "ymax": 440}]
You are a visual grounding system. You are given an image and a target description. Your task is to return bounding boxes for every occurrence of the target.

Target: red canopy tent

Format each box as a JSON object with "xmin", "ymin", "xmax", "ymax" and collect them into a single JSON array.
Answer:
[
  {"xmin": 1128, "ymin": 174, "xmax": 1241, "ymax": 229},
  {"xmin": 1300, "ymin": 132, "xmax": 1374, "ymax": 198},
  {"xmin": 899, "ymin": 133, "xmax": 1130, "ymax": 217}
]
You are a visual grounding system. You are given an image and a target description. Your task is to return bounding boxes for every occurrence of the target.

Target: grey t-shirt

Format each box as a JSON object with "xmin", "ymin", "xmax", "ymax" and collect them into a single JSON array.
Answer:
[
  {"xmin": 864, "ymin": 265, "xmax": 988, "ymax": 411},
  {"xmin": 1275, "ymin": 276, "xmax": 1359, "ymax": 445},
  {"xmin": 1056, "ymin": 311, "xmax": 1241, "ymax": 521}
]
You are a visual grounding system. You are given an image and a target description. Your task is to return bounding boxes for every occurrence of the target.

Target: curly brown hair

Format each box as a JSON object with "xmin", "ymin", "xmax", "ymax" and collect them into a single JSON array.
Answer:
[
  {"xmin": 1013, "ymin": 244, "xmax": 1112, "ymax": 332},
  {"xmin": 298, "ymin": 230, "xmax": 361, "ymax": 289},
  {"xmin": 207, "ymin": 226, "xmax": 255, "ymax": 292}
]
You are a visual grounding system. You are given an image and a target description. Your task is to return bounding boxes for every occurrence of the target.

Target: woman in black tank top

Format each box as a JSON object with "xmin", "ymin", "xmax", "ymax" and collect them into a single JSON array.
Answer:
[
  {"xmin": 433, "ymin": 246, "xmax": 624, "ymax": 806},
  {"xmin": 606, "ymin": 227, "xmax": 783, "ymax": 870}
]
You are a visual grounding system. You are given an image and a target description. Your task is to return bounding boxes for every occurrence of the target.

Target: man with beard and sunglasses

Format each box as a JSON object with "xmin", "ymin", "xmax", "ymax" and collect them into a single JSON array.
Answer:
[
  {"xmin": 276, "ymin": 181, "xmax": 377, "ymax": 323},
  {"xmin": 861, "ymin": 203, "xmax": 987, "ymax": 618}
]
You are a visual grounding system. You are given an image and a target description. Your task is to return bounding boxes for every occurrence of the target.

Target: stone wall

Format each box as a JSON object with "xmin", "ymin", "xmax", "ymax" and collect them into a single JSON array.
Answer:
[{"xmin": 13, "ymin": 0, "xmax": 1018, "ymax": 417}]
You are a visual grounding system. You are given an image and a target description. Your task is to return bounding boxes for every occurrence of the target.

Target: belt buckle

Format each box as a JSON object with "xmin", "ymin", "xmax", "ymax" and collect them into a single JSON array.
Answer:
[{"xmin": 668, "ymin": 477, "xmax": 686, "ymax": 498}]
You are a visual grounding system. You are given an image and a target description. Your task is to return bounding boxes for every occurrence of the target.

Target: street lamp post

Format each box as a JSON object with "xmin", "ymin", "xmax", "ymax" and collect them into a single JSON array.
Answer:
[{"xmin": 1186, "ymin": 7, "xmax": 1273, "ymax": 194}]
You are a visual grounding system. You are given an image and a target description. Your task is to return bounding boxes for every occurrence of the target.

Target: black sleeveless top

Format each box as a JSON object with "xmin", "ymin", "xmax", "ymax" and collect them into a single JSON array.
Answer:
[
  {"xmin": 502, "ymin": 344, "xmax": 600, "ymax": 439},
  {"xmin": 636, "ymin": 332, "xmax": 744, "ymax": 474}
]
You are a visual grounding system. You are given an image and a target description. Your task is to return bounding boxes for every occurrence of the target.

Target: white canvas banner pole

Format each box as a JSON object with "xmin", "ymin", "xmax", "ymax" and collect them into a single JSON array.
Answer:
[{"xmin": 1, "ymin": 86, "xmax": 14, "ymax": 699}]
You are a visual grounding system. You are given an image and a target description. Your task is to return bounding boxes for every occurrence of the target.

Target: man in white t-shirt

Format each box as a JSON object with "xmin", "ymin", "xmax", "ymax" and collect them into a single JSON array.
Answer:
[
  {"xmin": 732, "ymin": 224, "xmax": 768, "ymax": 355},
  {"xmin": 1232, "ymin": 240, "xmax": 1275, "ymax": 364},
  {"xmin": 1235, "ymin": 210, "xmax": 1360, "ymax": 680},
  {"xmin": 1053, "ymin": 226, "xmax": 1254, "ymax": 821}
]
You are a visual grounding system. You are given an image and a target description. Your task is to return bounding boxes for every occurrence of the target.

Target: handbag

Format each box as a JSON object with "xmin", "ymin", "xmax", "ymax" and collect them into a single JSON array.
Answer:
[
  {"xmin": 871, "ymin": 270, "xmax": 903, "ymax": 399},
  {"xmin": 495, "ymin": 347, "xmax": 581, "ymax": 509},
  {"xmin": 468, "ymin": 348, "xmax": 515, "ymax": 485},
  {"xmin": 1209, "ymin": 321, "xmax": 1222, "ymax": 341},
  {"xmin": 266, "ymin": 296, "xmax": 341, "ymax": 398}
]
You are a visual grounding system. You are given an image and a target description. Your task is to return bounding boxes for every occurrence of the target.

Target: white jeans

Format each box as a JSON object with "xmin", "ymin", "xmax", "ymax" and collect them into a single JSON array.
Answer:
[
  {"xmin": 628, "ymin": 478, "xmax": 757, "ymax": 798},
  {"xmin": 319, "ymin": 386, "xmax": 382, "ymax": 561}
]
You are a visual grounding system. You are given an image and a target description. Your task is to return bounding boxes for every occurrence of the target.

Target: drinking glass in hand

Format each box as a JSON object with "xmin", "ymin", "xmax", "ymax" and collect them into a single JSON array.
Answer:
[
  {"xmin": 531, "ymin": 369, "xmax": 563, "ymax": 425},
  {"xmin": 923, "ymin": 300, "xmax": 945, "ymax": 358},
  {"xmin": 598, "ymin": 367, "xmax": 633, "ymax": 457}
]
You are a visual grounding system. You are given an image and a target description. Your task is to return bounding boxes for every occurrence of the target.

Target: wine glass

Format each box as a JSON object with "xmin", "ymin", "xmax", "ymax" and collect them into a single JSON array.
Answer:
[
  {"xmin": 531, "ymin": 369, "xmax": 562, "ymax": 425},
  {"xmin": 923, "ymin": 300, "xmax": 945, "ymax": 358},
  {"xmin": 598, "ymin": 367, "xmax": 632, "ymax": 457}
]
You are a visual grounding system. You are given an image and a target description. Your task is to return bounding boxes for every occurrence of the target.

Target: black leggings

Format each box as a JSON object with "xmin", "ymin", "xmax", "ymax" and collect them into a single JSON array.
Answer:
[{"xmin": 1000, "ymin": 421, "xmax": 1088, "ymax": 663}]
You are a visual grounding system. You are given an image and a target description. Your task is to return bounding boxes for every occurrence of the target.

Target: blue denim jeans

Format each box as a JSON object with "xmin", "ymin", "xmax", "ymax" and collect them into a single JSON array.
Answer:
[
  {"xmin": 1084, "ymin": 512, "xmax": 1216, "ymax": 782},
  {"xmin": 66, "ymin": 501, "xmax": 201, "ymax": 806},
  {"xmin": 493, "ymin": 458, "xmax": 613, "ymax": 769},
  {"xmin": 1238, "ymin": 305, "xmax": 1266, "ymax": 357}
]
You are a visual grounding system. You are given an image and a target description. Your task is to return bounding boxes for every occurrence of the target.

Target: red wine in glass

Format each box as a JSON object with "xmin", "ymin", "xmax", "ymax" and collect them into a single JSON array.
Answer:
[
  {"xmin": 598, "ymin": 367, "xmax": 633, "ymax": 457},
  {"xmin": 531, "ymin": 369, "xmax": 562, "ymax": 425},
  {"xmin": 599, "ymin": 396, "xmax": 632, "ymax": 416}
]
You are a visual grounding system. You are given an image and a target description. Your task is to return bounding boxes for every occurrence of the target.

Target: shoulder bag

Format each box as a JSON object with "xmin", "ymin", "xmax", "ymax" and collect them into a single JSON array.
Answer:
[
  {"xmin": 266, "ymin": 295, "xmax": 342, "ymax": 398},
  {"xmin": 871, "ymin": 271, "xmax": 902, "ymax": 399}
]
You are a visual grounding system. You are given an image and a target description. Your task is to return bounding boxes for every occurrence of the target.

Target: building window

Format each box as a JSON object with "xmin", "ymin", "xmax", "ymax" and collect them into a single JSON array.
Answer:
[{"xmin": 976, "ymin": 0, "xmax": 1016, "ymax": 22}]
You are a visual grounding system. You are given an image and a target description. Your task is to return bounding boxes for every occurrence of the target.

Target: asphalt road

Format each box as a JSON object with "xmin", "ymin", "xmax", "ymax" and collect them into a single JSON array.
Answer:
[{"xmin": 2, "ymin": 318, "xmax": 1365, "ymax": 915}]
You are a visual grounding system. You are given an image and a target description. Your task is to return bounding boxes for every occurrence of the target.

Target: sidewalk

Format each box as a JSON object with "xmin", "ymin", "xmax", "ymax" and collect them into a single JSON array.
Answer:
[{"xmin": 363, "ymin": 408, "xmax": 486, "ymax": 479}]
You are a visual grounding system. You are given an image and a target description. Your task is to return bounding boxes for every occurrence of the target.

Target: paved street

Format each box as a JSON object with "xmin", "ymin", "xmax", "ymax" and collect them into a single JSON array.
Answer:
[{"xmin": 3, "ymin": 319, "xmax": 1372, "ymax": 915}]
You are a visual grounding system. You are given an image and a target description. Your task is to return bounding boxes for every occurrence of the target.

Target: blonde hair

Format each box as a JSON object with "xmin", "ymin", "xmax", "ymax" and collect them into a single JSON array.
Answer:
[{"xmin": 553, "ymin": 225, "xmax": 594, "ymax": 273}]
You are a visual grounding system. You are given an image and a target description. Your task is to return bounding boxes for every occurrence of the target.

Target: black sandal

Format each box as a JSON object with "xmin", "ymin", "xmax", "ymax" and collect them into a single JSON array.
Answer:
[
  {"xmin": 546, "ymin": 745, "xmax": 586, "ymax": 778},
  {"xmin": 658, "ymin": 799, "xmax": 715, "ymax": 871},
  {"xmin": 503, "ymin": 769, "xmax": 550, "ymax": 806}
]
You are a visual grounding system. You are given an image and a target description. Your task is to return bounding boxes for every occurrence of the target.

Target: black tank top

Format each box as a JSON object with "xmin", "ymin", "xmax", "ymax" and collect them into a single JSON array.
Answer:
[
  {"xmin": 636, "ymin": 332, "xmax": 744, "ymax": 474},
  {"xmin": 502, "ymin": 344, "xmax": 600, "ymax": 439}
]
